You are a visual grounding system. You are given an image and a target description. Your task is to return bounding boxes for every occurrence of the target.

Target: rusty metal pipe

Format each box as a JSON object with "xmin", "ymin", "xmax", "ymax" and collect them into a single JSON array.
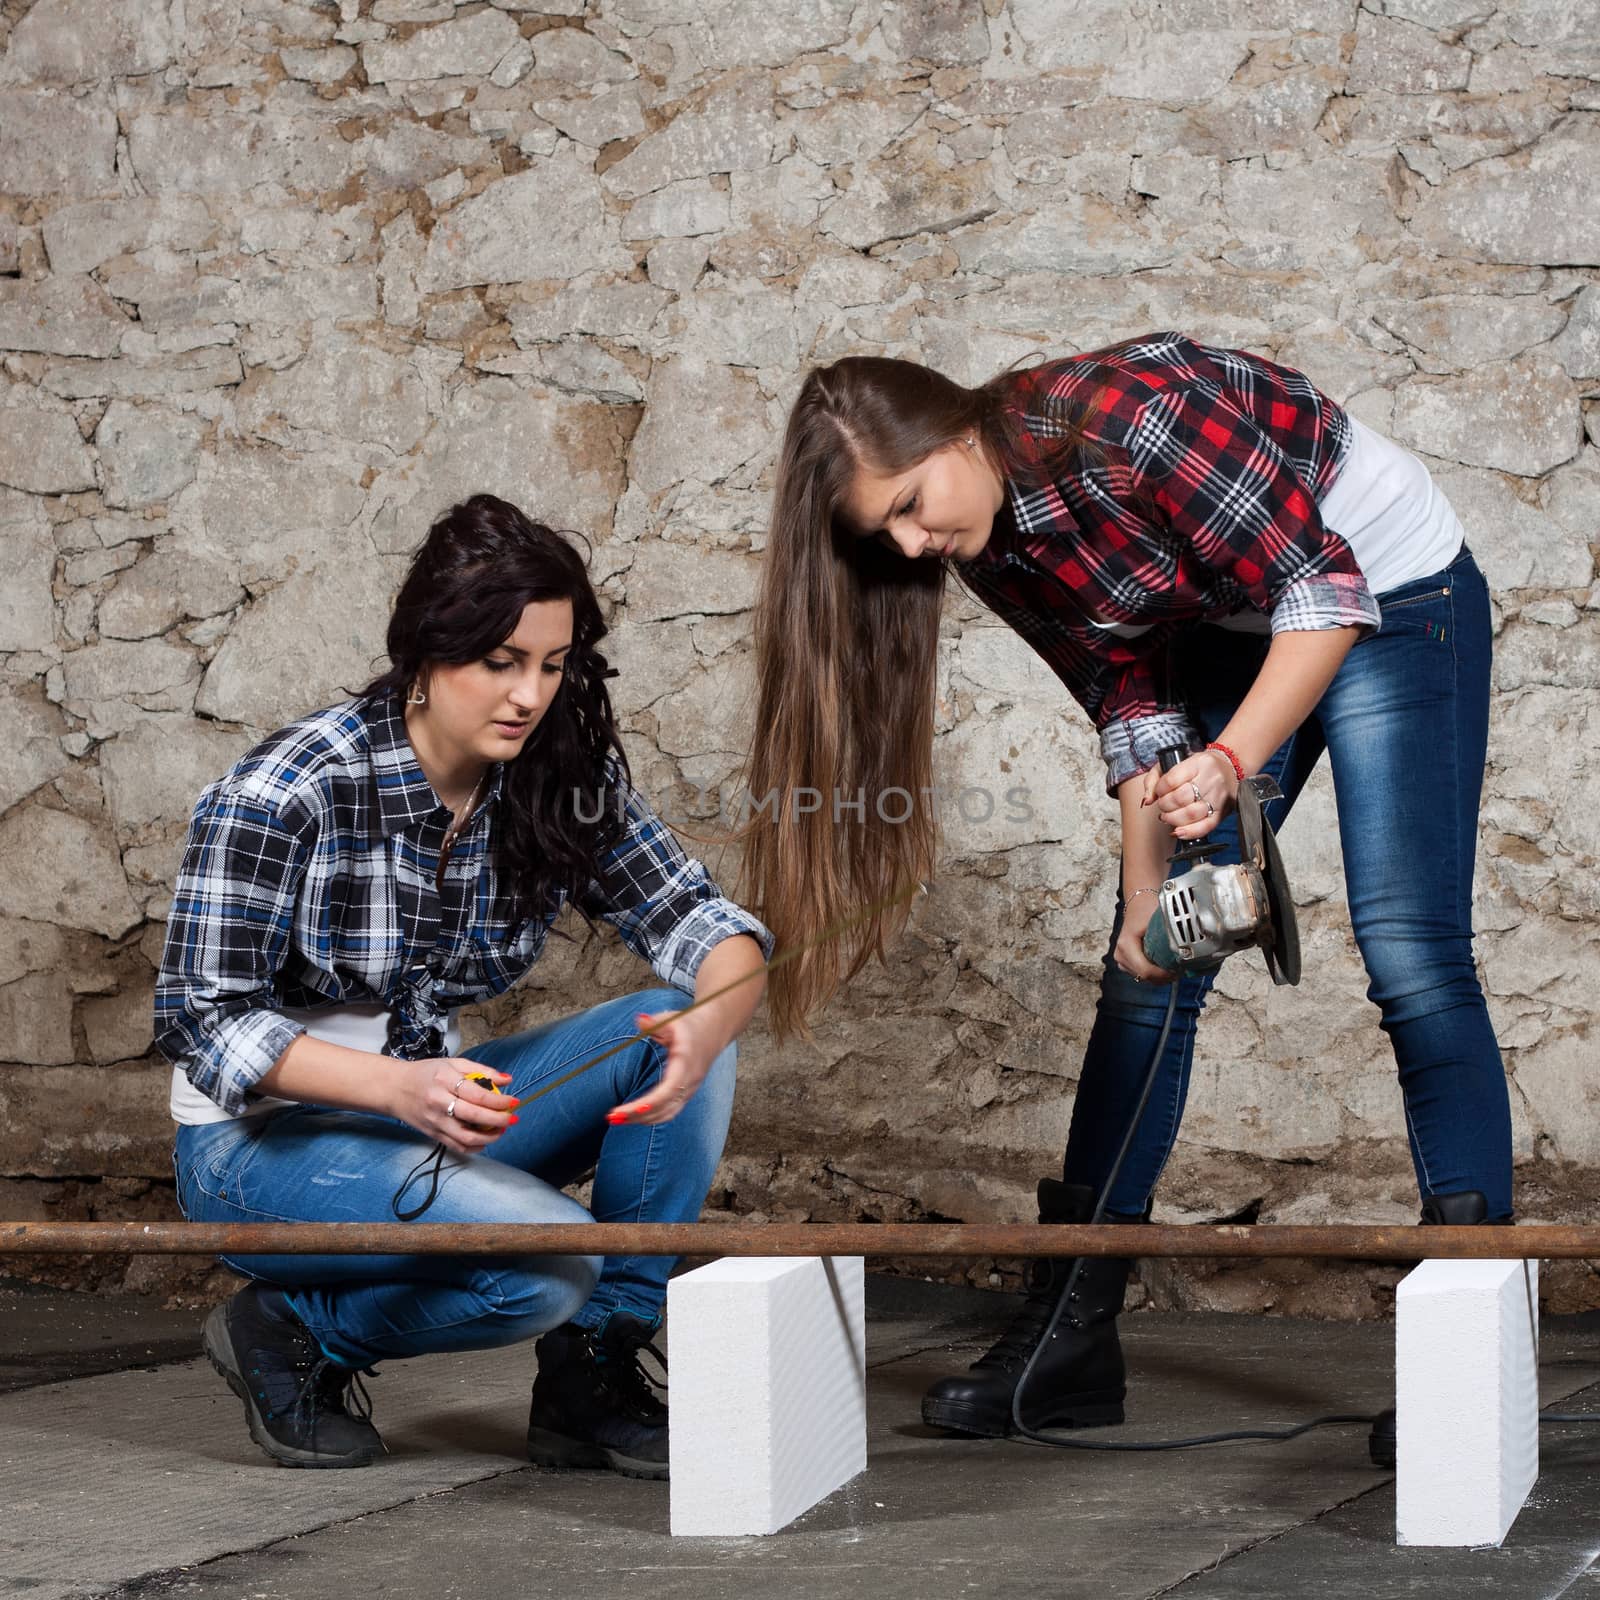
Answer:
[{"xmin": 0, "ymin": 1221, "xmax": 1587, "ymax": 1259}]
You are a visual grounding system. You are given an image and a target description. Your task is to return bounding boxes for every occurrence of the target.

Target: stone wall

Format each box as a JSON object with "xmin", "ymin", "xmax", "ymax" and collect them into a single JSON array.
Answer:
[{"xmin": 0, "ymin": 0, "xmax": 1596, "ymax": 1313}]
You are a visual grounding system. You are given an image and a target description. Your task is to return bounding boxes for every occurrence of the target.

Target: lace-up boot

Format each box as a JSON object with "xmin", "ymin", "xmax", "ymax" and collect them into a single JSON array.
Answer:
[
  {"xmin": 922, "ymin": 1179, "xmax": 1132, "ymax": 1438},
  {"xmin": 203, "ymin": 1283, "xmax": 382, "ymax": 1468},
  {"xmin": 528, "ymin": 1312, "xmax": 669, "ymax": 1479}
]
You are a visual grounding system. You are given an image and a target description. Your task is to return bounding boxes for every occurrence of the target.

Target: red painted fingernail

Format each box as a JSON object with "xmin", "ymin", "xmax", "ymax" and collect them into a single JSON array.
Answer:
[
  {"xmin": 637, "ymin": 1103, "xmax": 652, "ymax": 1114},
  {"xmin": 507, "ymin": 1115, "xmax": 519, "ymax": 1125},
  {"xmin": 607, "ymin": 1110, "xmax": 629, "ymax": 1125}
]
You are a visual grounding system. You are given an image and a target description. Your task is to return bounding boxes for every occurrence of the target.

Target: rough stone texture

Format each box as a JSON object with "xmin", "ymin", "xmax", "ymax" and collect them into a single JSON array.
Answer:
[
  {"xmin": 0, "ymin": 0, "xmax": 176, "ymax": 83},
  {"xmin": 0, "ymin": 809, "xmax": 141, "ymax": 941},
  {"xmin": 0, "ymin": 491, "xmax": 57, "ymax": 653},
  {"xmin": 0, "ymin": 1064, "xmax": 175, "ymax": 1179},
  {"xmin": 235, "ymin": 341, "xmax": 427, "ymax": 461},
  {"xmin": 123, "ymin": 110, "xmax": 359, "ymax": 196},
  {"xmin": 81, "ymin": 985, "xmax": 155, "ymax": 1067},
  {"xmin": 1392, "ymin": 357, "xmax": 1583, "ymax": 477},
  {"xmin": 1348, "ymin": 8, "xmax": 1473, "ymax": 94},
  {"xmin": 420, "ymin": 152, "xmax": 632, "ymax": 292},
  {"xmin": 59, "ymin": 636, "xmax": 203, "ymax": 740},
  {"xmin": 601, "ymin": 72, "xmax": 777, "ymax": 198},
  {"xmin": 0, "ymin": 970, "xmax": 75, "ymax": 1068},
  {"xmin": 0, "ymin": 687, "xmax": 72, "ymax": 815},
  {"xmin": 1433, "ymin": 465, "xmax": 1594, "ymax": 593},
  {"xmin": 622, "ymin": 177, "xmax": 731, "ymax": 241},
  {"xmin": 97, "ymin": 545, "xmax": 244, "ymax": 642},
  {"xmin": 95, "ymin": 403, "xmax": 209, "ymax": 509},
  {"xmin": 0, "ymin": 0, "xmax": 1598, "ymax": 1313},
  {"xmin": 0, "ymin": 89, "xmax": 117, "ymax": 196},
  {"xmin": 1551, "ymin": 285, "xmax": 1600, "ymax": 381},
  {"xmin": 1368, "ymin": 294, "xmax": 1570, "ymax": 375},
  {"xmin": 195, "ymin": 557, "xmax": 398, "ymax": 731},
  {"xmin": 628, "ymin": 357, "xmax": 767, "ymax": 494},
  {"xmin": 530, "ymin": 83, "xmax": 648, "ymax": 148},
  {"xmin": 362, "ymin": 9, "xmax": 523, "ymax": 84},
  {"xmin": 0, "ymin": 276, "xmax": 131, "ymax": 358},
  {"xmin": 0, "ymin": 403, "xmax": 96, "ymax": 496},
  {"xmin": 368, "ymin": 381, "xmax": 633, "ymax": 548},
  {"xmin": 1410, "ymin": 122, "xmax": 1600, "ymax": 266}
]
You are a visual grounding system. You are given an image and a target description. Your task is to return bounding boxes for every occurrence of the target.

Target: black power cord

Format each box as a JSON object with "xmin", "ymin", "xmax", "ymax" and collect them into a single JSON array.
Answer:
[
  {"xmin": 1008, "ymin": 981, "xmax": 1378, "ymax": 1452},
  {"xmin": 1006, "ymin": 985, "xmax": 1597, "ymax": 1451}
]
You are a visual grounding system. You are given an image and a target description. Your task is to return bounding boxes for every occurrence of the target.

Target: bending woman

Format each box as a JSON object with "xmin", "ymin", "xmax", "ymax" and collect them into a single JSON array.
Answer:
[
  {"xmin": 744, "ymin": 332, "xmax": 1510, "ymax": 1444},
  {"xmin": 158, "ymin": 494, "xmax": 769, "ymax": 1476}
]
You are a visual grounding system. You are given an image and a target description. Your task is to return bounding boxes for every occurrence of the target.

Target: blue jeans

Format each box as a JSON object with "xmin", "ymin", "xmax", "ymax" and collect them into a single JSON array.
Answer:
[
  {"xmin": 174, "ymin": 988, "xmax": 735, "ymax": 1368},
  {"xmin": 1062, "ymin": 547, "xmax": 1514, "ymax": 1220}
]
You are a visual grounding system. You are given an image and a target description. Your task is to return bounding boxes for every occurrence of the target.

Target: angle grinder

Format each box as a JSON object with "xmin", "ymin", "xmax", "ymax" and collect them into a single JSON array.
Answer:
[{"xmin": 1140, "ymin": 746, "xmax": 1301, "ymax": 985}]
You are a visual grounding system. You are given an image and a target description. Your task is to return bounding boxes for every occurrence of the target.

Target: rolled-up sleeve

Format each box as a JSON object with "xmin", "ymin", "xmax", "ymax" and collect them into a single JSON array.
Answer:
[
  {"xmin": 1266, "ymin": 569, "xmax": 1382, "ymax": 635},
  {"xmin": 1128, "ymin": 388, "xmax": 1381, "ymax": 640},
  {"xmin": 154, "ymin": 789, "xmax": 311, "ymax": 1117},
  {"xmin": 580, "ymin": 768, "xmax": 774, "ymax": 992},
  {"xmin": 1099, "ymin": 707, "xmax": 1205, "ymax": 792}
]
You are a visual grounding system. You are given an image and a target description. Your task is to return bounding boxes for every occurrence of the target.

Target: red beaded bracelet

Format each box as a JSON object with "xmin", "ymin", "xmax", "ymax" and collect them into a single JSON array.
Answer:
[{"xmin": 1206, "ymin": 741, "xmax": 1245, "ymax": 782}]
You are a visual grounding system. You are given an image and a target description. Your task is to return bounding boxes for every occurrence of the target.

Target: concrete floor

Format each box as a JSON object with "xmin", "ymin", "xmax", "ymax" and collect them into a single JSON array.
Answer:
[{"xmin": 7, "ymin": 1274, "xmax": 1600, "ymax": 1600}]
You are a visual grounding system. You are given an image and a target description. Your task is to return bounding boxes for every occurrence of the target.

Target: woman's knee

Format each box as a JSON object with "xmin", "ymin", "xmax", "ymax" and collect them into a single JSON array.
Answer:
[
  {"xmin": 467, "ymin": 1192, "xmax": 603, "ymax": 1338},
  {"xmin": 477, "ymin": 1251, "xmax": 603, "ymax": 1340},
  {"xmin": 1357, "ymin": 931, "xmax": 1481, "ymax": 1022}
]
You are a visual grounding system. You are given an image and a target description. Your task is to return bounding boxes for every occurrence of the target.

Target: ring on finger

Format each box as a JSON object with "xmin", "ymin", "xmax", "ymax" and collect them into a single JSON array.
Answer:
[
  {"xmin": 451, "ymin": 1074, "xmax": 467, "ymax": 1094},
  {"xmin": 445, "ymin": 1097, "xmax": 457, "ymax": 1120},
  {"xmin": 1205, "ymin": 801, "xmax": 1215, "ymax": 818},
  {"xmin": 1190, "ymin": 781, "xmax": 1203, "ymax": 804}
]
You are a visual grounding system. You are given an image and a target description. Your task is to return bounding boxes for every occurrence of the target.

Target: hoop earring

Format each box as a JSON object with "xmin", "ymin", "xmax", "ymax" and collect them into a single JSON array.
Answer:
[{"xmin": 406, "ymin": 684, "xmax": 426, "ymax": 706}]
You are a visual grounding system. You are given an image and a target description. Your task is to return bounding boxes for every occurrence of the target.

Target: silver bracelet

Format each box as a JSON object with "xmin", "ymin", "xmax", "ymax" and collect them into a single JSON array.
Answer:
[{"xmin": 1127, "ymin": 886, "xmax": 1161, "ymax": 902}]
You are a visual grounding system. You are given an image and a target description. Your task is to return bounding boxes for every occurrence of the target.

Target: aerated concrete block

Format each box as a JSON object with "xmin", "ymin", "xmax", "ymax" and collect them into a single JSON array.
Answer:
[
  {"xmin": 667, "ymin": 1255, "xmax": 866, "ymax": 1537},
  {"xmin": 1395, "ymin": 1257, "xmax": 1539, "ymax": 1548}
]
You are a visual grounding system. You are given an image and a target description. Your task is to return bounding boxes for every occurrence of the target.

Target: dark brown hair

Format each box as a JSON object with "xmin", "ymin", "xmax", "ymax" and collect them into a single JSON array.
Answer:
[{"xmin": 364, "ymin": 494, "xmax": 627, "ymax": 920}]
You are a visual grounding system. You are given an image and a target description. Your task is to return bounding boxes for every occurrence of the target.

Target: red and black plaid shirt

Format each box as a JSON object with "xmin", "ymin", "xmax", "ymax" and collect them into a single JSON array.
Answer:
[{"xmin": 962, "ymin": 333, "xmax": 1379, "ymax": 791}]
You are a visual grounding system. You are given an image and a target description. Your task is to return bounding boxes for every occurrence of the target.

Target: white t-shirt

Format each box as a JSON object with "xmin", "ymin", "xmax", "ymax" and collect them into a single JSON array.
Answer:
[
  {"xmin": 1091, "ymin": 416, "xmax": 1465, "ymax": 639},
  {"xmin": 169, "ymin": 1002, "xmax": 463, "ymax": 1125}
]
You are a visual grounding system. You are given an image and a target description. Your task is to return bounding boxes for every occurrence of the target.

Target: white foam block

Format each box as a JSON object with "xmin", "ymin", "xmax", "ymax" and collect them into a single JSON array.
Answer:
[
  {"xmin": 668, "ymin": 1255, "xmax": 866, "ymax": 1537},
  {"xmin": 1395, "ymin": 1257, "xmax": 1539, "ymax": 1547}
]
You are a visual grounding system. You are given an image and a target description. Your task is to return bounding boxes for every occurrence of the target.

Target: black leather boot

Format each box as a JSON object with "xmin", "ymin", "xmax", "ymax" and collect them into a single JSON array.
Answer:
[
  {"xmin": 1368, "ymin": 1189, "xmax": 1494, "ymax": 1469},
  {"xmin": 528, "ymin": 1312, "xmax": 670, "ymax": 1479},
  {"xmin": 922, "ymin": 1179, "xmax": 1131, "ymax": 1438}
]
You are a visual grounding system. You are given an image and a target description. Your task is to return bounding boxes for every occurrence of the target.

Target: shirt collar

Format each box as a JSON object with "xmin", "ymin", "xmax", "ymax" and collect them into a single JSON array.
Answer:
[
  {"xmin": 968, "ymin": 483, "xmax": 1028, "ymax": 574},
  {"xmin": 365, "ymin": 692, "xmax": 505, "ymax": 841},
  {"xmin": 979, "ymin": 475, "xmax": 1085, "ymax": 573}
]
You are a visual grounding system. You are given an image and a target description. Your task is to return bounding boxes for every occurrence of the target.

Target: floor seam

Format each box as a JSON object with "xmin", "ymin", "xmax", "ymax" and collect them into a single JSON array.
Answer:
[
  {"xmin": 1139, "ymin": 1476, "xmax": 1394, "ymax": 1599},
  {"xmin": 78, "ymin": 1464, "xmax": 536, "ymax": 1600},
  {"xmin": 865, "ymin": 1332, "xmax": 991, "ymax": 1369}
]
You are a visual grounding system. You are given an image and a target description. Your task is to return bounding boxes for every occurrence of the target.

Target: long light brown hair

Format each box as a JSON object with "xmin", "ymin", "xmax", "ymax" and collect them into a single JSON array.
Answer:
[{"xmin": 744, "ymin": 355, "xmax": 1106, "ymax": 1036}]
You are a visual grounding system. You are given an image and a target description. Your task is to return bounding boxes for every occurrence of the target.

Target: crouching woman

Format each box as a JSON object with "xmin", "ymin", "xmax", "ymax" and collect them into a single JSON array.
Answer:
[{"xmin": 156, "ymin": 494, "xmax": 769, "ymax": 1477}]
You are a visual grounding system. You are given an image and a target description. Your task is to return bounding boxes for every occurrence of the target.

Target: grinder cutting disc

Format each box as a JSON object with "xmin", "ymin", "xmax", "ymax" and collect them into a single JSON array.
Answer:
[{"xmin": 1236, "ymin": 776, "xmax": 1301, "ymax": 987}]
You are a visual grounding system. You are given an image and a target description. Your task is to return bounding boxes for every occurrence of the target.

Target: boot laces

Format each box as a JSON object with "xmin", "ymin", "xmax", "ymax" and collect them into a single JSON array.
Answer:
[
  {"xmin": 973, "ymin": 1297, "xmax": 1055, "ymax": 1374},
  {"xmin": 592, "ymin": 1324, "xmax": 668, "ymax": 1424},
  {"xmin": 251, "ymin": 1328, "xmax": 381, "ymax": 1448}
]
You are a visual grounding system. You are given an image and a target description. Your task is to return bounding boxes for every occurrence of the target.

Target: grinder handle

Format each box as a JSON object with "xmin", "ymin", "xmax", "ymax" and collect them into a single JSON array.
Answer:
[{"xmin": 1154, "ymin": 745, "xmax": 1216, "ymax": 865}]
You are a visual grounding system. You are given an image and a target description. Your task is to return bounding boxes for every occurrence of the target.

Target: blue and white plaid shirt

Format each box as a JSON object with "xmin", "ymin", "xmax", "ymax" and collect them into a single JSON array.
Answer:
[{"xmin": 155, "ymin": 693, "xmax": 772, "ymax": 1117}]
